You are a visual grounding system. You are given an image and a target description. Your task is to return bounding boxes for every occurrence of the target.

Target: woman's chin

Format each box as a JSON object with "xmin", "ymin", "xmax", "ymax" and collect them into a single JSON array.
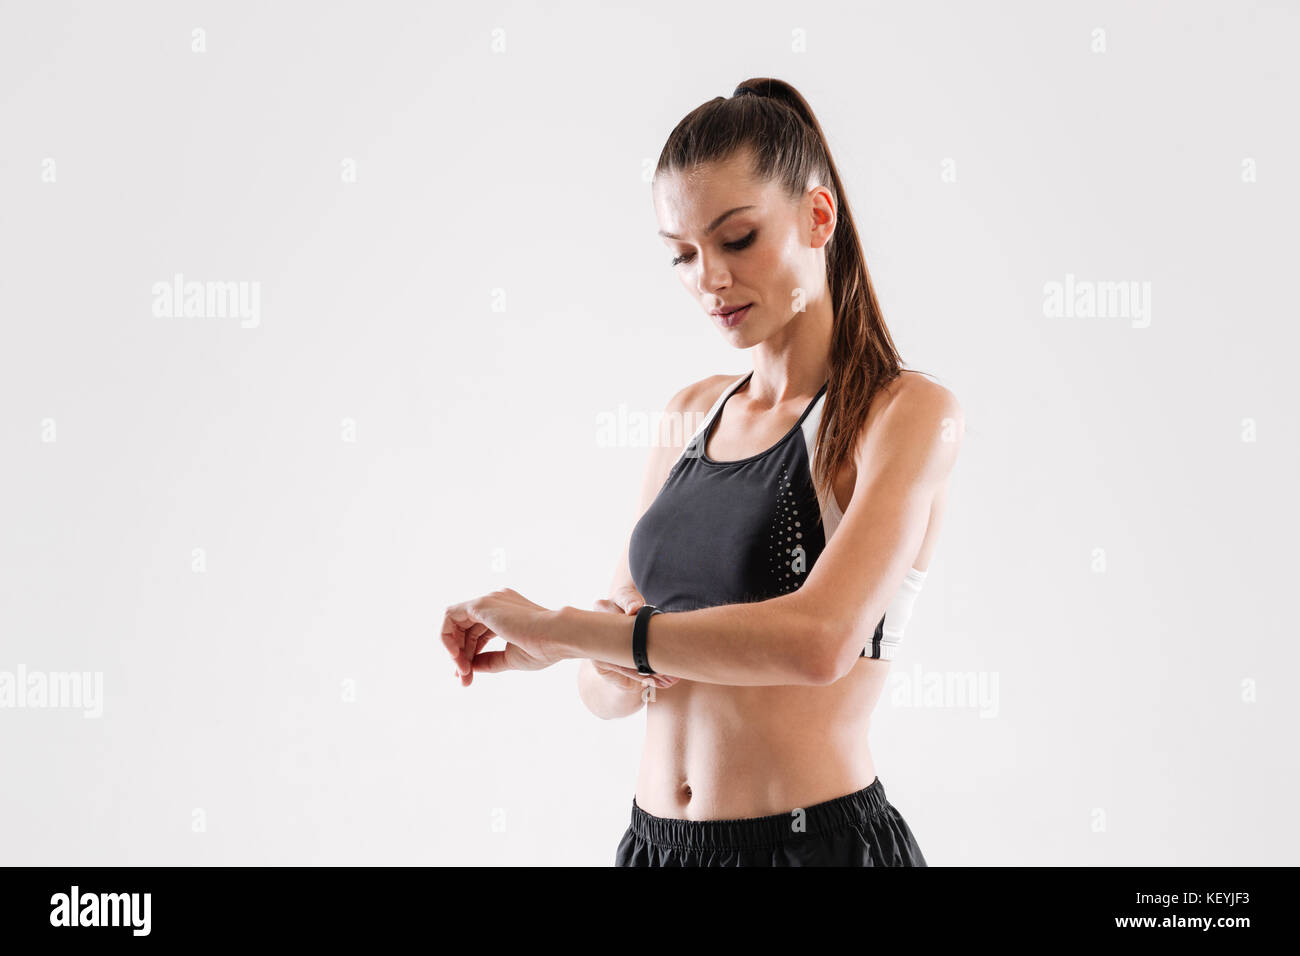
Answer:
[{"xmin": 719, "ymin": 327, "xmax": 757, "ymax": 348}]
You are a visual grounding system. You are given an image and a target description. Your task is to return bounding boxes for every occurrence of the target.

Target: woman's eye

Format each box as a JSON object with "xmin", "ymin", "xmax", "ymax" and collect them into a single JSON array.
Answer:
[
  {"xmin": 670, "ymin": 230, "xmax": 757, "ymax": 267},
  {"xmin": 727, "ymin": 229, "xmax": 757, "ymax": 252}
]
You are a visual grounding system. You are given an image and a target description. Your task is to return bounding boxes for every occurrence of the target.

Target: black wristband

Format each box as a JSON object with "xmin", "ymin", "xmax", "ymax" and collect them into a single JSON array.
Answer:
[{"xmin": 632, "ymin": 605, "xmax": 662, "ymax": 676}]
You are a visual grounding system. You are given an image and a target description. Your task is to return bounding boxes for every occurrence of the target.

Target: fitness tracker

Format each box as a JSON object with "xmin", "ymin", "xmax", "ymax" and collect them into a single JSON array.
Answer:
[{"xmin": 633, "ymin": 605, "xmax": 662, "ymax": 676}]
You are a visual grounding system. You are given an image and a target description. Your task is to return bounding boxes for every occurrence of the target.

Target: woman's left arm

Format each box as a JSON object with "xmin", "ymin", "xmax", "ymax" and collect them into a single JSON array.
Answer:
[{"xmin": 444, "ymin": 377, "xmax": 963, "ymax": 687}]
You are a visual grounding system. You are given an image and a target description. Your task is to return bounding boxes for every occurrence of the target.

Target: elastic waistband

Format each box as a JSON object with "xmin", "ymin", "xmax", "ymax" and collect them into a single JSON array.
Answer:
[{"xmin": 628, "ymin": 777, "xmax": 890, "ymax": 850}]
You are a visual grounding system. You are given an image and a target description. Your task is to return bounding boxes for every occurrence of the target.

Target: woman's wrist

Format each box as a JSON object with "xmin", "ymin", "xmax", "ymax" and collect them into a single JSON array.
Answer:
[{"xmin": 550, "ymin": 604, "xmax": 633, "ymax": 666}]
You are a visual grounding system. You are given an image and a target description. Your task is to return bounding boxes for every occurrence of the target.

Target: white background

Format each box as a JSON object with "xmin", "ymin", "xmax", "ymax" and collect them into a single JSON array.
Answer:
[{"xmin": 1, "ymin": 0, "xmax": 1296, "ymax": 865}]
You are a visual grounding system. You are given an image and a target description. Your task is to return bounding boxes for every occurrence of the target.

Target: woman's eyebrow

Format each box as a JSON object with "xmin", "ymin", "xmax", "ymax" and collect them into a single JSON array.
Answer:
[{"xmin": 658, "ymin": 205, "xmax": 756, "ymax": 240}]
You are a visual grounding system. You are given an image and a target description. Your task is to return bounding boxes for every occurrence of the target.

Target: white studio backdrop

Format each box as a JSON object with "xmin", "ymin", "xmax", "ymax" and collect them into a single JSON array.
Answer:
[{"xmin": 1, "ymin": 0, "xmax": 1296, "ymax": 865}]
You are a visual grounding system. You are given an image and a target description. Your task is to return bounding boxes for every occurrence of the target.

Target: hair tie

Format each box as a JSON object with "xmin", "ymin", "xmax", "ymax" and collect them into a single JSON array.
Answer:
[{"xmin": 733, "ymin": 85, "xmax": 760, "ymax": 98}]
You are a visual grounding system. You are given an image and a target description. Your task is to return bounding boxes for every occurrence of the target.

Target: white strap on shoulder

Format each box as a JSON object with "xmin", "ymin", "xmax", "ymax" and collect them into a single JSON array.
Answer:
[{"xmin": 678, "ymin": 372, "xmax": 752, "ymax": 461}]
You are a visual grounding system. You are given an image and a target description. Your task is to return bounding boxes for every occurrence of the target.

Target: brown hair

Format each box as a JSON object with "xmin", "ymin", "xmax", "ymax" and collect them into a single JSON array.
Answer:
[{"xmin": 654, "ymin": 77, "xmax": 920, "ymax": 501}]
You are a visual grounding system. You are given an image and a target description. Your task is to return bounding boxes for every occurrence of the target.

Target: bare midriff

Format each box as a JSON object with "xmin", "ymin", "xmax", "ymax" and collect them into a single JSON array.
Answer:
[{"xmin": 634, "ymin": 656, "xmax": 891, "ymax": 820}]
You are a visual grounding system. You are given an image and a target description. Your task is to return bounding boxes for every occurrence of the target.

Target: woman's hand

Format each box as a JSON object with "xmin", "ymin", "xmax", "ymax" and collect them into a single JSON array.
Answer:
[
  {"xmin": 588, "ymin": 591, "xmax": 679, "ymax": 691},
  {"xmin": 442, "ymin": 588, "xmax": 566, "ymax": 686},
  {"xmin": 589, "ymin": 658, "xmax": 678, "ymax": 692}
]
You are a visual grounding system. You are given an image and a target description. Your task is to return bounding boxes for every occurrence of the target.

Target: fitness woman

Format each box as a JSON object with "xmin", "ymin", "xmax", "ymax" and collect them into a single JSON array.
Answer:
[{"xmin": 442, "ymin": 77, "xmax": 963, "ymax": 866}]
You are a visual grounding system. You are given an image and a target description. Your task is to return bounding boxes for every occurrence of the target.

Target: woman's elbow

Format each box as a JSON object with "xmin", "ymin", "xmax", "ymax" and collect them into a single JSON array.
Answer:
[
  {"xmin": 797, "ymin": 614, "xmax": 860, "ymax": 686},
  {"xmin": 806, "ymin": 644, "xmax": 859, "ymax": 685}
]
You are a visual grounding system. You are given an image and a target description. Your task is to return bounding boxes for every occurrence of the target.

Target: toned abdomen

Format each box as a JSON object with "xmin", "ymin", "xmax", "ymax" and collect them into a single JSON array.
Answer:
[{"xmin": 634, "ymin": 658, "xmax": 891, "ymax": 820}]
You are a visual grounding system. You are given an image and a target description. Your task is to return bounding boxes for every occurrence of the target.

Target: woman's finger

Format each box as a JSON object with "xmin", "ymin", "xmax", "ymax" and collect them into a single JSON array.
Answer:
[
  {"xmin": 604, "ymin": 662, "xmax": 677, "ymax": 687},
  {"xmin": 442, "ymin": 600, "xmax": 495, "ymax": 676},
  {"xmin": 460, "ymin": 631, "xmax": 493, "ymax": 686},
  {"xmin": 440, "ymin": 609, "xmax": 468, "ymax": 674},
  {"xmin": 611, "ymin": 587, "xmax": 645, "ymax": 615},
  {"xmin": 469, "ymin": 648, "xmax": 513, "ymax": 676}
]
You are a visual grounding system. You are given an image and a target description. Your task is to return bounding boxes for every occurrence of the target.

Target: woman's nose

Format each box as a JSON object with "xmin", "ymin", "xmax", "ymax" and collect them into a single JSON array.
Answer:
[{"xmin": 694, "ymin": 253, "xmax": 731, "ymax": 295}]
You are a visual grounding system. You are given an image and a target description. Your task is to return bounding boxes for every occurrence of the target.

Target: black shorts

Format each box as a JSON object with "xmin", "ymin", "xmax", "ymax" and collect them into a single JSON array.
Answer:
[{"xmin": 614, "ymin": 776, "xmax": 927, "ymax": 867}]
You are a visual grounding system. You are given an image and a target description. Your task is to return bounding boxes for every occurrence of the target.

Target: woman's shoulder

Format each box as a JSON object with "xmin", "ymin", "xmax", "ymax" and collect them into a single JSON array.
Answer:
[
  {"xmin": 642, "ymin": 373, "xmax": 744, "ymax": 453},
  {"xmin": 878, "ymin": 369, "xmax": 961, "ymax": 420},
  {"xmin": 857, "ymin": 368, "xmax": 964, "ymax": 460},
  {"xmin": 661, "ymin": 372, "xmax": 745, "ymax": 418}
]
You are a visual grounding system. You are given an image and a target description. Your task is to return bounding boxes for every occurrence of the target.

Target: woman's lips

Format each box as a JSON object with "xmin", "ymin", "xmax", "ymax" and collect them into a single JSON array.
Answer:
[{"xmin": 713, "ymin": 303, "xmax": 752, "ymax": 328}]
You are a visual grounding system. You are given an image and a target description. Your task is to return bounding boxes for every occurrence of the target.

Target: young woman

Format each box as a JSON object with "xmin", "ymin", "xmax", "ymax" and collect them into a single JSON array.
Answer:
[{"xmin": 442, "ymin": 78, "xmax": 962, "ymax": 867}]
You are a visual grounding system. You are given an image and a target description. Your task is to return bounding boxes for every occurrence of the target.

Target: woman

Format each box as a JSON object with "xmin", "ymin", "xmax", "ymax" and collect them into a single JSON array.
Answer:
[{"xmin": 442, "ymin": 78, "xmax": 962, "ymax": 867}]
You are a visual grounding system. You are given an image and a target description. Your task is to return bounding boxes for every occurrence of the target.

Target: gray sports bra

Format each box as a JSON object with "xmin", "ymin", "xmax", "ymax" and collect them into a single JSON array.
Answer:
[{"xmin": 628, "ymin": 371, "xmax": 926, "ymax": 660}]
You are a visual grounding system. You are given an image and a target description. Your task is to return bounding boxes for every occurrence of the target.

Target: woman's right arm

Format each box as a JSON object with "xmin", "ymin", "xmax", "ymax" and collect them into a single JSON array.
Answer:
[{"xmin": 575, "ymin": 375, "xmax": 733, "ymax": 719}]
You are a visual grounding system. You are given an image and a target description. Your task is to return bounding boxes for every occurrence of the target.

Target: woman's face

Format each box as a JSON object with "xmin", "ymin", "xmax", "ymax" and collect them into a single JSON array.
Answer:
[{"xmin": 653, "ymin": 151, "xmax": 834, "ymax": 347}]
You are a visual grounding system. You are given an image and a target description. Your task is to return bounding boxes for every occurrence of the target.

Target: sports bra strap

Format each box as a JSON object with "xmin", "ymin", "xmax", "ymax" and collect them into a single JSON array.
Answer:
[{"xmin": 679, "ymin": 372, "xmax": 753, "ymax": 462}]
